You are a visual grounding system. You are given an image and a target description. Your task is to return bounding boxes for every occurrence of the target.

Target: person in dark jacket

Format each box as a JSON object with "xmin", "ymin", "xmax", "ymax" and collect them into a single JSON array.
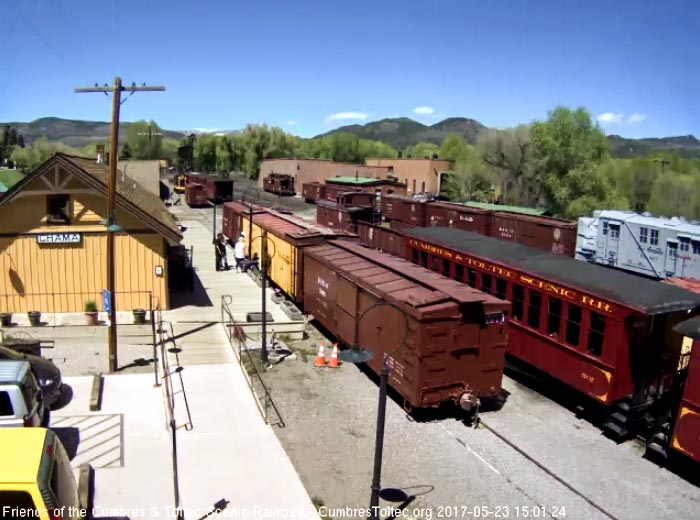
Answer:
[{"xmin": 215, "ymin": 233, "xmax": 229, "ymax": 271}]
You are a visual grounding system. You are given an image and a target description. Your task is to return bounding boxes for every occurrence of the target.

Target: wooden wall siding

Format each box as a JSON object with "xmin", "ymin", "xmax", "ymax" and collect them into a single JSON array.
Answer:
[{"xmin": 0, "ymin": 233, "xmax": 166, "ymax": 313}]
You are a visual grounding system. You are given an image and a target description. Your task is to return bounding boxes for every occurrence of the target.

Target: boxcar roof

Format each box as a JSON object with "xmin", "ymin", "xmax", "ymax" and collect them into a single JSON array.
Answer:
[
  {"xmin": 326, "ymin": 239, "xmax": 505, "ymax": 307},
  {"xmin": 464, "ymin": 201, "xmax": 551, "ymax": 216},
  {"xmin": 405, "ymin": 226, "xmax": 700, "ymax": 314}
]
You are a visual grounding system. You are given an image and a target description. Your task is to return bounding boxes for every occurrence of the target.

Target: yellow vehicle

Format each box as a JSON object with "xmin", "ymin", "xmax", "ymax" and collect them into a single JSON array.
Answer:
[
  {"xmin": 0, "ymin": 428, "xmax": 82, "ymax": 518},
  {"xmin": 174, "ymin": 173, "xmax": 188, "ymax": 194}
]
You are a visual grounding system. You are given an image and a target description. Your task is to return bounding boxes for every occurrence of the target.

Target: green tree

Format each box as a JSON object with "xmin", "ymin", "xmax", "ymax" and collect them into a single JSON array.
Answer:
[
  {"xmin": 126, "ymin": 120, "xmax": 163, "ymax": 160},
  {"xmin": 9, "ymin": 137, "xmax": 58, "ymax": 172},
  {"xmin": 530, "ymin": 106, "xmax": 610, "ymax": 215},
  {"xmin": 478, "ymin": 126, "xmax": 536, "ymax": 205},
  {"xmin": 439, "ymin": 134, "xmax": 469, "ymax": 161},
  {"xmin": 194, "ymin": 135, "xmax": 217, "ymax": 171},
  {"xmin": 442, "ymin": 146, "xmax": 494, "ymax": 202},
  {"xmin": 648, "ymin": 171, "xmax": 696, "ymax": 219},
  {"xmin": 119, "ymin": 143, "xmax": 133, "ymax": 160},
  {"xmin": 404, "ymin": 142, "xmax": 439, "ymax": 159}
]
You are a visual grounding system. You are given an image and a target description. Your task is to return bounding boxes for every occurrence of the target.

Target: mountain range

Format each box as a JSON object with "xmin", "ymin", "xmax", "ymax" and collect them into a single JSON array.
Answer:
[{"xmin": 3, "ymin": 116, "xmax": 699, "ymax": 159}]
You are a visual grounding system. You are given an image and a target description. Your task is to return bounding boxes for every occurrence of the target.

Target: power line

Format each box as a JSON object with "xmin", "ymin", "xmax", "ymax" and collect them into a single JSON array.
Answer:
[{"xmin": 74, "ymin": 77, "xmax": 165, "ymax": 373}]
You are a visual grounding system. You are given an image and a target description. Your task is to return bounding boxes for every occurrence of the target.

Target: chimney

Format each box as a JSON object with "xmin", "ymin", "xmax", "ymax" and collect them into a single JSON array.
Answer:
[{"xmin": 96, "ymin": 143, "xmax": 105, "ymax": 164}]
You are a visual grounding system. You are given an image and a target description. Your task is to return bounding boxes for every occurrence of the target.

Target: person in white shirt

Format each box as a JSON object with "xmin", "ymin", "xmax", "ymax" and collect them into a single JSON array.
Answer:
[{"xmin": 234, "ymin": 235, "xmax": 246, "ymax": 272}]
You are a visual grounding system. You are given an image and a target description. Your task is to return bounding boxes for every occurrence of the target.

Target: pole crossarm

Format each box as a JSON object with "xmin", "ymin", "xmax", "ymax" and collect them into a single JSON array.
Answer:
[{"xmin": 74, "ymin": 76, "xmax": 164, "ymax": 373}]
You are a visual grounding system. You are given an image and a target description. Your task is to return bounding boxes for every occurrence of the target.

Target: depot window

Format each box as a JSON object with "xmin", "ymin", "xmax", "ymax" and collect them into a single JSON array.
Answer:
[
  {"xmin": 495, "ymin": 278, "xmax": 507, "ymax": 300},
  {"xmin": 454, "ymin": 263, "xmax": 464, "ymax": 282},
  {"xmin": 512, "ymin": 284, "xmax": 524, "ymax": 321},
  {"xmin": 588, "ymin": 312, "xmax": 605, "ymax": 356},
  {"xmin": 467, "ymin": 268, "xmax": 477, "ymax": 288},
  {"xmin": 46, "ymin": 194, "xmax": 70, "ymax": 224},
  {"xmin": 566, "ymin": 304, "xmax": 582, "ymax": 347},
  {"xmin": 481, "ymin": 273, "xmax": 492, "ymax": 294},
  {"xmin": 442, "ymin": 258, "xmax": 451, "ymax": 277},
  {"xmin": 527, "ymin": 290, "xmax": 541, "ymax": 329},
  {"xmin": 547, "ymin": 298, "xmax": 562, "ymax": 336}
]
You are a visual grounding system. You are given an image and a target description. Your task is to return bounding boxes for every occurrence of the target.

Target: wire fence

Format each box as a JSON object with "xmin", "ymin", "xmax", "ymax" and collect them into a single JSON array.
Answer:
[{"xmin": 221, "ymin": 295, "xmax": 284, "ymax": 428}]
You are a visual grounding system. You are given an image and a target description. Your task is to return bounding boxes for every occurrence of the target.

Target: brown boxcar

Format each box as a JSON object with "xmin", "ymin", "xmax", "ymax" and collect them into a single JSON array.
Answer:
[
  {"xmin": 222, "ymin": 201, "xmax": 267, "ymax": 241},
  {"xmin": 263, "ymin": 173, "xmax": 296, "ymax": 196},
  {"xmin": 426, "ymin": 201, "xmax": 492, "ymax": 235},
  {"xmin": 302, "ymin": 239, "xmax": 510, "ymax": 411},
  {"xmin": 403, "ymin": 225, "xmax": 700, "ymax": 440},
  {"xmin": 380, "ymin": 194, "xmax": 428, "ymax": 226},
  {"xmin": 491, "ymin": 211, "xmax": 577, "ymax": 256},
  {"xmin": 302, "ymin": 182, "xmax": 325, "ymax": 203},
  {"xmin": 205, "ymin": 178, "xmax": 234, "ymax": 203},
  {"xmin": 337, "ymin": 191, "xmax": 375, "ymax": 208},
  {"xmin": 185, "ymin": 182, "xmax": 208, "ymax": 207},
  {"xmin": 356, "ymin": 223, "xmax": 406, "ymax": 258},
  {"xmin": 316, "ymin": 200, "xmax": 375, "ymax": 233}
]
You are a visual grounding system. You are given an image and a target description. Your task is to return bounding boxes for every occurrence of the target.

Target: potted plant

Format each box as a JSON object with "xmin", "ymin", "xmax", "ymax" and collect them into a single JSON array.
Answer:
[
  {"xmin": 133, "ymin": 308, "xmax": 147, "ymax": 324},
  {"xmin": 84, "ymin": 300, "xmax": 99, "ymax": 326},
  {"xmin": 27, "ymin": 311, "xmax": 41, "ymax": 327},
  {"xmin": 0, "ymin": 312, "xmax": 12, "ymax": 327}
]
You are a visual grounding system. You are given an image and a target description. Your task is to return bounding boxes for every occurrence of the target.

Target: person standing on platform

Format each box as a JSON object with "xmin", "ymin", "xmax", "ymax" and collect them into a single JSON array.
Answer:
[
  {"xmin": 215, "ymin": 233, "xmax": 229, "ymax": 271},
  {"xmin": 234, "ymin": 234, "xmax": 246, "ymax": 272}
]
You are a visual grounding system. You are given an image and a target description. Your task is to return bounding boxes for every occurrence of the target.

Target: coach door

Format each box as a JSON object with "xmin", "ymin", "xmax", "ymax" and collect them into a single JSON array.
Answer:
[
  {"xmin": 665, "ymin": 240, "xmax": 679, "ymax": 275},
  {"xmin": 604, "ymin": 222, "xmax": 621, "ymax": 266}
]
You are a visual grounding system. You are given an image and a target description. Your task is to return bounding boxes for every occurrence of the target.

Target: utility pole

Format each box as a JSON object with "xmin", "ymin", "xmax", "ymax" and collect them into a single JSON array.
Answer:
[
  {"xmin": 75, "ymin": 77, "xmax": 165, "ymax": 373},
  {"xmin": 138, "ymin": 122, "xmax": 163, "ymax": 160}
]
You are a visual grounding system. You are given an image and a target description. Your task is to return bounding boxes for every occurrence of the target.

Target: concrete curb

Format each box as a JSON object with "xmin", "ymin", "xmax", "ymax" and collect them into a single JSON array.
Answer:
[
  {"xmin": 78, "ymin": 463, "xmax": 94, "ymax": 518},
  {"xmin": 89, "ymin": 374, "xmax": 103, "ymax": 412}
]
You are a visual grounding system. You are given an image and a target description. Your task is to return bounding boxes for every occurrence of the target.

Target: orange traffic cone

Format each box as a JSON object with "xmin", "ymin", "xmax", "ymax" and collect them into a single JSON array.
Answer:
[
  {"xmin": 328, "ymin": 343, "xmax": 340, "ymax": 368},
  {"xmin": 314, "ymin": 342, "xmax": 327, "ymax": 367}
]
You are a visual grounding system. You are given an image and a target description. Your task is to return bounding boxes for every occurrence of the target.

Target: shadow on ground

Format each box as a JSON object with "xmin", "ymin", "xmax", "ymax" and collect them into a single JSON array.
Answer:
[
  {"xmin": 170, "ymin": 270, "xmax": 214, "ymax": 309},
  {"xmin": 52, "ymin": 426, "xmax": 80, "ymax": 459}
]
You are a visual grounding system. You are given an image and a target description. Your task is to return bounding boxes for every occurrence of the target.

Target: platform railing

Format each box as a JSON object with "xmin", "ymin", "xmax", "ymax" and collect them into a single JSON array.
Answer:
[{"xmin": 221, "ymin": 295, "xmax": 284, "ymax": 428}]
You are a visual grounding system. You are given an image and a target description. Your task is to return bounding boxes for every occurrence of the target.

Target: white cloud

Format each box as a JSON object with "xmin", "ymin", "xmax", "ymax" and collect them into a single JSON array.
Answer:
[
  {"xmin": 325, "ymin": 112, "xmax": 368, "ymax": 122},
  {"xmin": 597, "ymin": 113, "xmax": 624, "ymax": 124},
  {"xmin": 628, "ymin": 113, "xmax": 647, "ymax": 123},
  {"xmin": 285, "ymin": 120, "xmax": 297, "ymax": 126},
  {"xmin": 413, "ymin": 106, "xmax": 435, "ymax": 115}
]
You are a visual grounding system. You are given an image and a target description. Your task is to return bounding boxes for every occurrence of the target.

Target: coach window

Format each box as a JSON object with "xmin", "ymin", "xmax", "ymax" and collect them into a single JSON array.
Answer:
[
  {"xmin": 442, "ymin": 258, "xmax": 451, "ymax": 277},
  {"xmin": 467, "ymin": 268, "xmax": 477, "ymax": 288},
  {"xmin": 527, "ymin": 290, "xmax": 541, "ymax": 329},
  {"xmin": 481, "ymin": 273, "xmax": 492, "ymax": 294},
  {"xmin": 431, "ymin": 256, "xmax": 440, "ymax": 271},
  {"xmin": 412, "ymin": 248, "xmax": 419, "ymax": 264},
  {"xmin": 588, "ymin": 312, "xmax": 605, "ymax": 356},
  {"xmin": 495, "ymin": 278, "xmax": 507, "ymax": 300},
  {"xmin": 547, "ymin": 298, "xmax": 562, "ymax": 336},
  {"xmin": 454, "ymin": 263, "xmax": 464, "ymax": 282},
  {"xmin": 512, "ymin": 284, "xmax": 524, "ymax": 321},
  {"xmin": 566, "ymin": 304, "xmax": 582, "ymax": 347},
  {"xmin": 420, "ymin": 251, "xmax": 428, "ymax": 267}
]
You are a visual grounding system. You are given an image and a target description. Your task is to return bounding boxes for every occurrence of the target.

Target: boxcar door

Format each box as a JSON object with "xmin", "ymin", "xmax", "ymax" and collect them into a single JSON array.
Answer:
[{"xmin": 665, "ymin": 239, "xmax": 679, "ymax": 275}]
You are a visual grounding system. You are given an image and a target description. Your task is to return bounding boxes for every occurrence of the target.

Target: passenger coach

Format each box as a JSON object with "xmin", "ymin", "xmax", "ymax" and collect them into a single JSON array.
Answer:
[{"xmin": 401, "ymin": 226, "xmax": 700, "ymax": 439}]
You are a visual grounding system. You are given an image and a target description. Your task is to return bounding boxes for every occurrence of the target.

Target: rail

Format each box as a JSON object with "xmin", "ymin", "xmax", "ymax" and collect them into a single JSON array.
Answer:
[
  {"xmin": 221, "ymin": 295, "xmax": 285, "ymax": 428},
  {"xmin": 0, "ymin": 290, "xmax": 155, "ymax": 327}
]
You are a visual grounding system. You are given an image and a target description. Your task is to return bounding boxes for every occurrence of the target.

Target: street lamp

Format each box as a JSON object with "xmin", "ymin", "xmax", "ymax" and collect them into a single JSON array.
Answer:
[
  {"xmin": 338, "ymin": 301, "xmax": 410, "ymax": 520},
  {"xmin": 250, "ymin": 232, "xmax": 276, "ymax": 364}
]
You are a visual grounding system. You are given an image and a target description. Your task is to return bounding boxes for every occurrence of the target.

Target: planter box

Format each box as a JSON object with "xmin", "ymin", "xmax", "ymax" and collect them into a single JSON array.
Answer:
[
  {"xmin": 246, "ymin": 312, "xmax": 274, "ymax": 322},
  {"xmin": 271, "ymin": 294, "xmax": 284, "ymax": 304},
  {"xmin": 281, "ymin": 301, "xmax": 303, "ymax": 321},
  {"xmin": 27, "ymin": 312, "xmax": 41, "ymax": 327},
  {"xmin": 0, "ymin": 313, "xmax": 12, "ymax": 327}
]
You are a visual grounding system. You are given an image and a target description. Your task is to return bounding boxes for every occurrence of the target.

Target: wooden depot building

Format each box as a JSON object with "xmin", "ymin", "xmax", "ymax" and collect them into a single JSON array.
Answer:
[{"xmin": 0, "ymin": 153, "xmax": 183, "ymax": 314}]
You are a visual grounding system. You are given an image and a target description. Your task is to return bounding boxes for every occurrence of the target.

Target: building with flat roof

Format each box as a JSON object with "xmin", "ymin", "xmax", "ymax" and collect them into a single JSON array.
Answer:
[{"xmin": 364, "ymin": 158, "xmax": 454, "ymax": 195}]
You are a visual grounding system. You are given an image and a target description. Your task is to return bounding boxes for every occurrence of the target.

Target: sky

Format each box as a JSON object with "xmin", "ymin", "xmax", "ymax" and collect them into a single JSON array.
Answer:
[{"xmin": 1, "ymin": 0, "xmax": 698, "ymax": 139}]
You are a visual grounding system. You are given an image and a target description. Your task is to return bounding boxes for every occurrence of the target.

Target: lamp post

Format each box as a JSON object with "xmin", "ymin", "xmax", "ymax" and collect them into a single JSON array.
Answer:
[
  {"xmin": 337, "ymin": 301, "xmax": 410, "ymax": 520},
  {"xmin": 250, "ymin": 232, "xmax": 276, "ymax": 364}
]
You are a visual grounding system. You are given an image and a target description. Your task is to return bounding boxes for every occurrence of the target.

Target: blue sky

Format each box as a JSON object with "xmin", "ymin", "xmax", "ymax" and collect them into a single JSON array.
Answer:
[{"xmin": 1, "ymin": 0, "xmax": 697, "ymax": 139}]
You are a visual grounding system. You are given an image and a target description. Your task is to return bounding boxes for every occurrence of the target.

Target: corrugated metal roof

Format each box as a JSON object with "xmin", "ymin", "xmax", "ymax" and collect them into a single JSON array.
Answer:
[
  {"xmin": 598, "ymin": 210, "xmax": 700, "ymax": 235},
  {"xmin": 464, "ymin": 201, "xmax": 550, "ymax": 216},
  {"xmin": 405, "ymin": 226, "xmax": 700, "ymax": 314}
]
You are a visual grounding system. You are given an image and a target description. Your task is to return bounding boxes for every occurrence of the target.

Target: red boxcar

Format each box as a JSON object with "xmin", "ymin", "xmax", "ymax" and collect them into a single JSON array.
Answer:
[
  {"xmin": 316, "ymin": 200, "xmax": 375, "ymax": 233},
  {"xmin": 355, "ymin": 222, "xmax": 406, "ymax": 258},
  {"xmin": 303, "ymin": 239, "xmax": 510, "ymax": 412},
  {"xmin": 426, "ymin": 201, "xmax": 492, "ymax": 235},
  {"xmin": 302, "ymin": 182, "xmax": 325, "ymax": 203},
  {"xmin": 185, "ymin": 182, "xmax": 208, "ymax": 207},
  {"xmin": 204, "ymin": 178, "xmax": 234, "ymax": 203},
  {"xmin": 491, "ymin": 211, "xmax": 577, "ymax": 257},
  {"xmin": 401, "ymin": 226, "xmax": 700, "ymax": 440}
]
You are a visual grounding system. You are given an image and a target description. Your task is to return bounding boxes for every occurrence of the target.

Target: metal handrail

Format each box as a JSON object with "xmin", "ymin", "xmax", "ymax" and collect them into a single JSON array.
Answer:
[
  {"xmin": 221, "ymin": 295, "xmax": 284, "ymax": 428},
  {"xmin": 157, "ymin": 317, "xmax": 193, "ymax": 432}
]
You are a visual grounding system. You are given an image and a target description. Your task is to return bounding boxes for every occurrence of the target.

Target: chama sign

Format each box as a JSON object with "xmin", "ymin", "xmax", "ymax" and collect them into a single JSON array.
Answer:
[
  {"xmin": 408, "ymin": 238, "xmax": 613, "ymax": 313},
  {"xmin": 36, "ymin": 233, "xmax": 82, "ymax": 245}
]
